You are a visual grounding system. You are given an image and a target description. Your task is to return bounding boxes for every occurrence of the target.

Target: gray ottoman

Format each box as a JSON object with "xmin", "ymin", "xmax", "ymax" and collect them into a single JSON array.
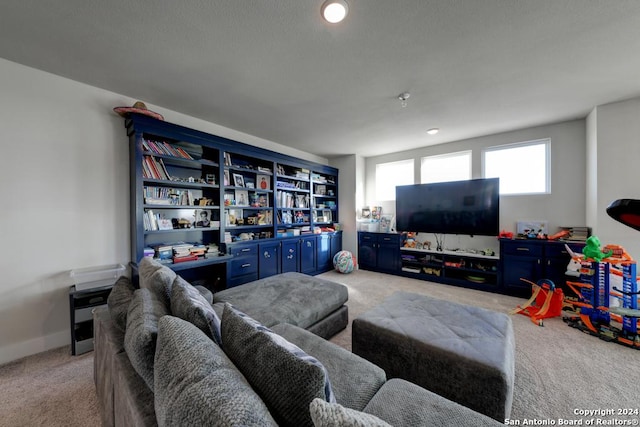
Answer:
[{"xmin": 352, "ymin": 291, "xmax": 515, "ymax": 421}]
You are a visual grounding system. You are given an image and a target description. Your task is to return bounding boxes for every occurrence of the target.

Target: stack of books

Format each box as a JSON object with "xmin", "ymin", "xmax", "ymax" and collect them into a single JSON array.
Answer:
[
  {"xmin": 560, "ymin": 226, "xmax": 591, "ymax": 241},
  {"xmin": 172, "ymin": 243, "xmax": 197, "ymax": 263}
]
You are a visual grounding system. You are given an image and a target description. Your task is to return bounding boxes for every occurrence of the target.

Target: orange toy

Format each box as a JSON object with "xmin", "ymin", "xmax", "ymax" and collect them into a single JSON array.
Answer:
[{"xmin": 510, "ymin": 279, "xmax": 564, "ymax": 326}]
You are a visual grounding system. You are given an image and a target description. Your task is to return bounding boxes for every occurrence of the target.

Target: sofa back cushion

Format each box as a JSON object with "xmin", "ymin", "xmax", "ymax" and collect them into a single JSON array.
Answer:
[
  {"xmin": 138, "ymin": 257, "xmax": 176, "ymax": 307},
  {"xmin": 221, "ymin": 303, "xmax": 335, "ymax": 427},
  {"xmin": 154, "ymin": 315, "xmax": 278, "ymax": 427},
  {"xmin": 170, "ymin": 275, "xmax": 222, "ymax": 345},
  {"xmin": 107, "ymin": 276, "xmax": 135, "ymax": 332},
  {"xmin": 124, "ymin": 287, "xmax": 170, "ymax": 391}
]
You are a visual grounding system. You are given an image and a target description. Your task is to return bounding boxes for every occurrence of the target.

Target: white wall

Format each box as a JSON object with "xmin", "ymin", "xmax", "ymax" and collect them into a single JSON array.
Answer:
[
  {"xmin": 588, "ymin": 98, "xmax": 640, "ymax": 257},
  {"xmin": 0, "ymin": 58, "xmax": 329, "ymax": 364},
  {"xmin": 364, "ymin": 120, "xmax": 587, "ymax": 252},
  {"xmin": 330, "ymin": 154, "xmax": 361, "ymax": 256}
]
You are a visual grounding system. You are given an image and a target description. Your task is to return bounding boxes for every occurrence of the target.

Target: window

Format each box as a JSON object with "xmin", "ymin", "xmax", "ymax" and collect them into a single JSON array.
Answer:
[
  {"xmin": 483, "ymin": 139, "xmax": 550, "ymax": 195},
  {"xmin": 421, "ymin": 151, "xmax": 471, "ymax": 184},
  {"xmin": 375, "ymin": 159, "xmax": 414, "ymax": 201}
]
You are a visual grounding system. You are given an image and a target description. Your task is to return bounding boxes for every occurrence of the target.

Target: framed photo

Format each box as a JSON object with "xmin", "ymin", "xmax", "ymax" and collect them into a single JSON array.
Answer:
[
  {"xmin": 257, "ymin": 174, "xmax": 270, "ymax": 190},
  {"xmin": 224, "ymin": 152, "xmax": 232, "ymax": 166},
  {"xmin": 224, "ymin": 170, "xmax": 230, "ymax": 186},
  {"xmin": 380, "ymin": 215, "xmax": 393, "ymax": 233},
  {"xmin": 361, "ymin": 208, "xmax": 371, "ymax": 219},
  {"xmin": 322, "ymin": 209, "xmax": 333, "ymax": 223},
  {"xmin": 193, "ymin": 209, "xmax": 212, "ymax": 228},
  {"xmin": 235, "ymin": 189, "xmax": 249, "ymax": 206},
  {"xmin": 205, "ymin": 174, "xmax": 216, "ymax": 185},
  {"xmin": 229, "ymin": 208, "xmax": 243, "ymax": 225},
  {"xmin": 233, "ymin": 173, "xmax": 244, "ymax": 187}
]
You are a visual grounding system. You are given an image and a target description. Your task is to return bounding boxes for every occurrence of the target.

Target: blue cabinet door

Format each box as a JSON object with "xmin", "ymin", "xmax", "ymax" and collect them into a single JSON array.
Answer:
[
  {"xmin": 259, "ymin": 241, "xmax": 280, "ymax": 279},
  {"xmin": 378, "ymin": 235, "xmax": 400, "ymax": 272},
  {"xmin": 358, "ymin": 233, "xmax": 377, "ymax": 270},
  {"xmin": 281, "ymin": 239, "xmax": 299, "ymax": 273},
  {"xmin": 300, "ymin": 236, "xmax": 316, "ymax": 274},
  {"xmin": 316, "ymin": 235, "xmax": 332, "ymax": 272}
]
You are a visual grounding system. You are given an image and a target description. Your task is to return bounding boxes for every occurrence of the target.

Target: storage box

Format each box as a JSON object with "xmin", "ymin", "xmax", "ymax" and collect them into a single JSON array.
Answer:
[{"xmin": 70, "ymin": 264, "xmax": 126, "ymax": 291}]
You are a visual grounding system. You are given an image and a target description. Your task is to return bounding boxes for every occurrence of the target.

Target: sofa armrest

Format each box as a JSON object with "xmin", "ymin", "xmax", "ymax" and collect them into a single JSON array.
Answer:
[
  {"xmin": 363, "ymin": 378, "xmax": 503, "ymax": 427},
  {"xmin": 271, "ymin": 323, "xmax": 386, "ymax": 412}
]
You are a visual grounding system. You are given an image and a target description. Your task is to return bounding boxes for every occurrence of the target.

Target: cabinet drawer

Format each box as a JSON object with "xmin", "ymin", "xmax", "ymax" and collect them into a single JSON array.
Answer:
[
  {"xmin": 545, "ymin": 242, "xmax": 584, "ymax": 258},
  {"xmin": 229, "ymin": 256, "xmax": 258, "ymax": 276},
  {"xmin": 502, "ymin": 242, "xmax": 543, "ymax": 256},
  {"xmin": 230, "ymin": 245, "xmax": 257, "ymax": 257}
]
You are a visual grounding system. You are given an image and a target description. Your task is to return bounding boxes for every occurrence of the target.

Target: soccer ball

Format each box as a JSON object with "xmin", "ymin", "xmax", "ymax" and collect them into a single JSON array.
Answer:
[{"xmin": 333, "ymin": 250, "xmax": 356, "ymax": 274}]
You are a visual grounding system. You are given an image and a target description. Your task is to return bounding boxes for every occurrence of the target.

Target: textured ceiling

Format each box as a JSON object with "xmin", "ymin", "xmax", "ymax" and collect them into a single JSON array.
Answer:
[{"xmin": 1, "ymin": 0, "xmax": 640, "ymax": 158}]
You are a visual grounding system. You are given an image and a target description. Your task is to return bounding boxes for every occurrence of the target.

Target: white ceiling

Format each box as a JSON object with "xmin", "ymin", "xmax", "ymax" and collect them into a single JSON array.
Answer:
[{"xmin": 2, "ymin": 0, "xmax": 640, "ymax": 158}]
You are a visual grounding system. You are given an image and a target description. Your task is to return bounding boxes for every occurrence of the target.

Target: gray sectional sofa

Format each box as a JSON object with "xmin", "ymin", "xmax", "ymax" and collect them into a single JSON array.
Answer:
[{"xmin": 94, "ymin": 257, "xmax": 502, "ymax": 426}]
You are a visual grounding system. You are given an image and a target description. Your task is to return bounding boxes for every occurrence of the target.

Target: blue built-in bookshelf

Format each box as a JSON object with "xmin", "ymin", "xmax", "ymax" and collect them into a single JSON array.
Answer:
[{"xmin": 123, "ymin": 113, "xmax": 341, "ymax": 289}]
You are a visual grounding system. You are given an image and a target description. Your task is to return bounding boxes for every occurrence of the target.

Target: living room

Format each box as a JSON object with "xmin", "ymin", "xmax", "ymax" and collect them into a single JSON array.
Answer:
[{"xmin": 2, "ymin": 2, "xmax": 640, "ymax": 425}]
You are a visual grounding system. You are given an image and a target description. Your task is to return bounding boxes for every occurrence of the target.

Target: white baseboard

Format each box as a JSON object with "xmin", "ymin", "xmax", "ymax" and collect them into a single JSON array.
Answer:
[{"xmin": 0, "ymin": 330, "xmax": 70, "ymax": 366}]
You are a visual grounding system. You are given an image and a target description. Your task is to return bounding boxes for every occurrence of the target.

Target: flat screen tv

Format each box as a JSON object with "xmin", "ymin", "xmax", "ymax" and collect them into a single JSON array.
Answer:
[{"xmin": 395, "ymin": 178, "xmax": 500, "ymax": 236}]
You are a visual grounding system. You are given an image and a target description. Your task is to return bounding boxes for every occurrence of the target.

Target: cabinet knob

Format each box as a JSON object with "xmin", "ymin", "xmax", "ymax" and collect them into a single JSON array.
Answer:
[
  {"xmin": 289, "ymin": 248, "xmax": 294, "ymax": 253},
  {"xmin": 263, "ymin": 251, "xmax": 270, "ymax": 258},
  {"xmin": 307, "ymin": 242, "xmax": 312, "ymax": 247},
  {"xmin": 241, "ymin": 263, "xmax": 251, "ymax": 268}
]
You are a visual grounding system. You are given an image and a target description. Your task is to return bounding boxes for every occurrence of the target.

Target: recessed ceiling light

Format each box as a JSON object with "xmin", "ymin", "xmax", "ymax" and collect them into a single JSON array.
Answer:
[
  {"xmin": 321, "ymin": 0, "xmax": 349, "ymax": 24},
  {"xmin": 427, "ymin": 128, "xmax": 440, "ymax": 135}
]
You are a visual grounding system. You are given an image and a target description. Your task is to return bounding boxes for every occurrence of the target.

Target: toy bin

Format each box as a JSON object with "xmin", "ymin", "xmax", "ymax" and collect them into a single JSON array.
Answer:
[{"xmin": 70, "ymin": 263, "xmax": 126, "ymax": 291}]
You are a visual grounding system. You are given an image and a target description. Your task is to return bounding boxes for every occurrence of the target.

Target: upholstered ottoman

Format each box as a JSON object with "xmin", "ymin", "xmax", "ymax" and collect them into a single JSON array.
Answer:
[
  {"xmin": 352, "ymin": 291, "xmax": 515, "ymax": 421},
  {"xmin": 213, "ymin": 272, "xmax": 349, "ymax": 339}
]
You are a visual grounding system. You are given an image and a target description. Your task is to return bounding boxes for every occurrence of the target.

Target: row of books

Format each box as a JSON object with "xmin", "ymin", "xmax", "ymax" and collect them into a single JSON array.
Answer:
[
  {"xmin": 276, "ymin": 191, "xmax": 309, "ymax": 208},
  {"xmin": 150, "ymin": 242, "xmax": 216, "ymax": 264},
  {"xmin": 142, "ymin": 155, "xmax": 171, "ymax": 180},
  {"xmin": 143, "ymin": 138, "xmax": 193, "ymax": 160},
  {"xmin": 144, "ymin": 186, "xmax": 195, "ymax": 206},
  {"xmin": 144, "ymin": 210, "xmax": 173, "ymax": 231}
]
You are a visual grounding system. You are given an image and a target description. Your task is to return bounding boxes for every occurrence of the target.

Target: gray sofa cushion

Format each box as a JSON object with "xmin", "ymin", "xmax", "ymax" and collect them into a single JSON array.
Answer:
[
  {"xmin": 107, "ymin": 276, "xmax": 135, "ymax": 332},
  {"xmin": 363, "ymin": 379, "xmax": 503, "ymax": 427},
  {"xmin": 221, "ymin": 303, "xmax": 335, "ymax": 427},
  {"xmin": 123, "ymin": 288, "xmax": 169, "ymax": 391},
  {"xmin": 154, "ymin": 315, "xmax": 277, "ymax": 427},
  {"xmin": 214, "ymin": 272, "xmax": 348, "ymax": 329},
  {"xmin": 272, "ymin": 323, "xmax": 385, "ymax": 412},
  {"xmin": 170, "ymin": 275, "xmax": 221, "ymax": 345},
  {"xmin": 138, "ymin": 257, "xmax": 176, "ymax": 307},
  {"xmin": 309, "ymin": 398, "xmax": 391, "ymax": 427}
]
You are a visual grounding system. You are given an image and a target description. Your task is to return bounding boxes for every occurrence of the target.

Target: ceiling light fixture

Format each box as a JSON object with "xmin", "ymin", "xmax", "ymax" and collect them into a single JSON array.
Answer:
[
  {"xmin": 427, "ymin": 128, "xmax": 440, "ymax": 135},
  {"xmin": 398, "ymin": 92, "xmax": 410, "ymax": 108},
  {"xmin": 321, "ymin": 0, "xmax": 349, "ymax": 24}
]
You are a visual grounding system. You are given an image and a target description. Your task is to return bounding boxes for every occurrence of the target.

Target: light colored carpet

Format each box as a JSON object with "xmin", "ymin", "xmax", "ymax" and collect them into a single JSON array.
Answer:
[{"xmin": 2, "ymin": 269, "xmax": 639, "ymax": 425}]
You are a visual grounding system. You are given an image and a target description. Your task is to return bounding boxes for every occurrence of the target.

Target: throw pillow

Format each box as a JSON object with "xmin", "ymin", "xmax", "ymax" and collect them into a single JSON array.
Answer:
[
  {"xmin": 124, "ymin": 288, "xmax": 170, "ymax": 391},
  {"xmin": 309, "ymin": 398, "xmax": 392, "ymax": 427},
  {"xmin": 170, "ymin": 276, "xmax": 221, "ymax": 345},
  {"xmin": 137, "ymin": 257, "xmax": 176, "ymax": 306},
  {"xmin": 107, "ymin": 276, "xmax": 135, "ymax": 332},
  {"xmin": 154, "ymin": 315, "xmax": 277, "ymax": 427},
  {"xmin": 221, "ymin": 303, "xmax": 335, "ymax": 427}
]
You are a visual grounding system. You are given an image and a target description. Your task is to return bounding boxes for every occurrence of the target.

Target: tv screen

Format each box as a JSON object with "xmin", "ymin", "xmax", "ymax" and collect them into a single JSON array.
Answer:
[{"xmin": 395, "ymin": 178, "xmax": 499, "ymax": 236}]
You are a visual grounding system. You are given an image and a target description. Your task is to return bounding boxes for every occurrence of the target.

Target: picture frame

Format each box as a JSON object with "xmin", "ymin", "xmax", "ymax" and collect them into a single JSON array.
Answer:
[
  {"xmin": 193, "ymin": 209, "xmax": 212, "ymax": 228},
  {"xmin": 233, "ymin": 173, "xmax": 244, "ymax": 187},
  {"xmin": 256, "ymin": 174, "xmax": 270, "ymax": 190},
  {"xmin": 235, "ymin": 189, "xmax": 249, "ymax": 206},
  {"xmin": 380, "ymin": 214, "xmax": 393, "ymax": 233},
  {"xmin": 228, "ymin": 208, "xmax": 243, "ymax": 226},
  {"xmin": 322, "ymin": 209, "xmax": 332, "ymax": 223},
  {"xmin": 361, "ymin": 208, "xmax": 371, "ymax": 219},
  {"xmin": 224, "ymin": 152, "xmax": 232, "ymax": 166},
  {"xmin": 224, "ymin": 170, "xmax": 230, "ymax": 186}
]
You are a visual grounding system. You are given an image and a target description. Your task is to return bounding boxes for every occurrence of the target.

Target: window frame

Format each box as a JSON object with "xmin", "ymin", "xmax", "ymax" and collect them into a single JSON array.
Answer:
[
  {"xmin": 420, "ymin": 150, "xmax": 472, "ymax": 184},
  {"xmin": 375, "ymin": 158, "xmax": 415, "ymax": 201},
  {"xmin": 482, "ymin": 138, "xmax": 550, "ymax": 196}
]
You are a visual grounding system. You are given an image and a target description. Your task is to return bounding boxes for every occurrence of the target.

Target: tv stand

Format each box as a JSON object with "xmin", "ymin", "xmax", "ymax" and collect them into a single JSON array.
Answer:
[{"xmin": 358, "ymin": 232, "xmax": 587, "ymax": 297}]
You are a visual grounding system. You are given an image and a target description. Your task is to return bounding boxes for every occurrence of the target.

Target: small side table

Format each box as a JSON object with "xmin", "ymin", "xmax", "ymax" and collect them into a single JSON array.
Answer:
[{"xmin": 69, "ymin": 285, "xmax": 112, "ymax": 355}]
